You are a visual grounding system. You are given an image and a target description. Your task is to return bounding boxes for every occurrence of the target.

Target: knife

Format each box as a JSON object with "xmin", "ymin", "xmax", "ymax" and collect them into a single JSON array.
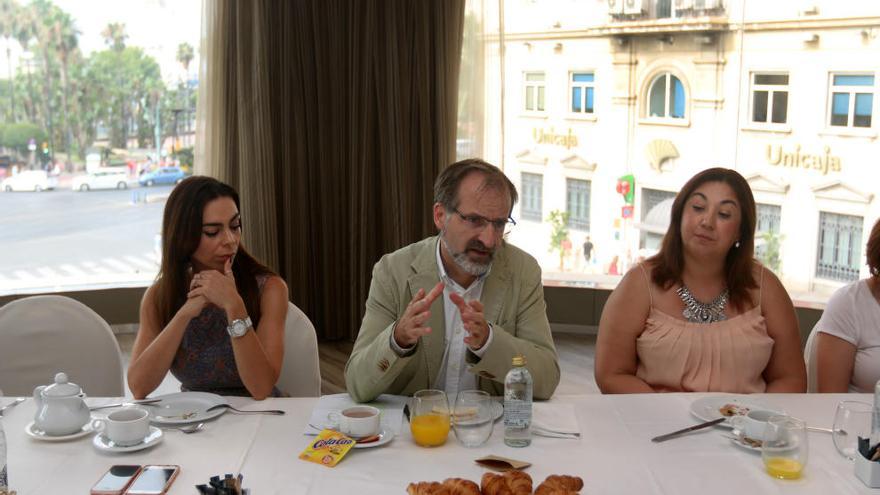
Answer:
[
  {"xmin": 651, "ymin": 417, "xmax": 725, "ymax": 443},
  {"xmin": 89, "ymin": 398, "xmax": 162, "ymax": 410}
]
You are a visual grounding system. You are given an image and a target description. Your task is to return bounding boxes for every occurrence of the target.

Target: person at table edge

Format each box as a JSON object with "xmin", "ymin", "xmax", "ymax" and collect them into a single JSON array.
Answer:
[
  {"xmin": 595, "ymin": 168, "xmax": 806, "ymax": 394},
  {"xmin": 345, "ymin": 158, "xmax": 560, "ymax": 402}
]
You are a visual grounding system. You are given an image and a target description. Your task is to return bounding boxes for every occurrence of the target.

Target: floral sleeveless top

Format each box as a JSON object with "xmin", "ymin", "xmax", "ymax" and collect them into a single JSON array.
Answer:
[{"xmin": 170, "ymin": 275, "xmax": 278, "ymax": 397}]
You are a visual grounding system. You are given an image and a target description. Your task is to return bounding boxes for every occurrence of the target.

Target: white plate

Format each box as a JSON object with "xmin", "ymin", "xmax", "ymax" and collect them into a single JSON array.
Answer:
[
  {"xmin": 93, "ymin": 426, "xmax": 163, "ymax": 453},
  {"xmin": 146, "ymin": 392, "xmax": 228, "ymax": 425},
  {"xmin": 25, "ymin": 421, "xmax": 95, "ymax": 441},
  {"xmin": 689, "ymin": 396, "xmax": 784, "ymax": 428},
  {"xmin": 353, "ymin": 429, "xmax": 395, "ymax": 449}
]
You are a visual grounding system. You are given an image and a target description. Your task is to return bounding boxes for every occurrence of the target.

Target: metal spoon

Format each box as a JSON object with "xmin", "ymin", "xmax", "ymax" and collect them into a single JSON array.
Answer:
[
  {"xmin": 163, "ymin": 422, "xmax": 205, "ymax": 434},
  {"xmin": 0, "ymin": 398, "xmax": 26, "ymax": 416},
  {"xmin": 205, "ymin": 404, "xmax": 285, "ymax": 415}
]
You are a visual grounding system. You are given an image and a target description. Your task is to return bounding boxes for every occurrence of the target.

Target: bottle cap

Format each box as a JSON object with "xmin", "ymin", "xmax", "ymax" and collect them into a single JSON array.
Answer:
[{"xmin": 511, "ymin": 355, "xmax": 526, "ymax": 366}]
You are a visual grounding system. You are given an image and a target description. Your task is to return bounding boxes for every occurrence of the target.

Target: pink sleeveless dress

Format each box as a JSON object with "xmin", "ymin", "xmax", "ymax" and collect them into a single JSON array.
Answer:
[{"xmin": 634, "ymin": 265, "xmax": 773, "ymax": 393}]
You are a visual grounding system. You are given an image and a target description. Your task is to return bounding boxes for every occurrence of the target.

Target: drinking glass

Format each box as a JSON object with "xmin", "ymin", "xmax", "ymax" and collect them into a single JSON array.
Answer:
[
  {"xmin": 410, "ymin": 389, "xmax": 450, "ymax": 447},
  {"xmin": 833, "ymin": 400, "xmax": 872, "ymax": 460},
  {"xmin": 762, "ymin": 415, "xmax": 808, "ymax": 480},
  {"xmin": 452, "ymin": 390, "xmax": 493, "ymax": 448}
]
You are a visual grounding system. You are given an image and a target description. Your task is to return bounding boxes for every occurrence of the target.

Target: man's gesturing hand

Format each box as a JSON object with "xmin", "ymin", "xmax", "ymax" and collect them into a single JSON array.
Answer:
[
  {"xmin": 448, "ymin": 292, "xmax": 490, "ymax": 351},
  {"xmin": 393, "ymin": 282, "xmax": 445, "ymax": 348}
]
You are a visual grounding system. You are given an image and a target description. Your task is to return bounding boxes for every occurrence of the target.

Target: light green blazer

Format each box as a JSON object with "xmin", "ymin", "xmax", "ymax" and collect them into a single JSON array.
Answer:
[{"xmin": 345, "ymin": 236, "xmax": 560, "ymax": 402}]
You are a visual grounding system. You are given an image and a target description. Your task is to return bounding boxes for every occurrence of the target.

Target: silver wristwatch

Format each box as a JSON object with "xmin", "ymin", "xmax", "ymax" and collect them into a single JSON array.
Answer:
[{"xmin": 226, "ymin": 316, "xmax": 252, "ymax": 338}]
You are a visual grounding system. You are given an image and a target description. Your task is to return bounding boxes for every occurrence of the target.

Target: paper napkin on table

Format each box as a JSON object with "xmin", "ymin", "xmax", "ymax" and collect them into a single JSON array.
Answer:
[
  {"xmin": 532, "ymin": 402, "xmax": 580, "ymax": 439},
  {"xmin": 302, "ymin": 393, "xmax": 407, "ymax": 436}
]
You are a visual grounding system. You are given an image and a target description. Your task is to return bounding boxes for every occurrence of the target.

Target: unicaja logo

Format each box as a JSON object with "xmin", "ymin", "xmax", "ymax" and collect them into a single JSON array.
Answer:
[{"xmin": 765, "ymin": 144, "xmax": 841, "ymax": 175}]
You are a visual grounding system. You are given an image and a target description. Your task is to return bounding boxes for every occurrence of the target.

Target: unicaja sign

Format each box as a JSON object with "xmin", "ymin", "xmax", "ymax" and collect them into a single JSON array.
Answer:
[{"xmin": 765, "ymin": 144, "xmax": 841, "ymax": 175}]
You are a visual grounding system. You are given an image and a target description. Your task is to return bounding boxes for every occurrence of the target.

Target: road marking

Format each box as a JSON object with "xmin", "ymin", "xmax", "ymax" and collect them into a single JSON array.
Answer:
[
  {"xmin": 59, "ymin": 264, "xmax": 89, "ymax": 277},
  {"xmin": 103, "ymin": 257, "xmax": 133, "ymax": 272},
  {"xmin": 36, "ymin": 266, "xmax": 62, "ymax": 278},
  {"xmin": 124, "ymin": 255, "xmax": 156, "ymax": 270},
  {"xmin": 12, "ymin": 270, "xmax": 33, "ymax": 280},
  {"xmin": 82, "ymin": 261, "xmax": 112, "ymax": 274}
]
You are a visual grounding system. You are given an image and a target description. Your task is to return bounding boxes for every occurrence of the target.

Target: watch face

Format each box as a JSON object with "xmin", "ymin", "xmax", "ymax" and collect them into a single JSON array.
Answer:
[{"xmin": 228, "ymin": 318, "xmax": 250, "ymax": 338}]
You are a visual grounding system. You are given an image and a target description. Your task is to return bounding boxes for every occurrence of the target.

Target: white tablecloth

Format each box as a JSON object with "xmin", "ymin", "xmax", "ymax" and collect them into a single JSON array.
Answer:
[{"xmin": 2, "ymin": 393, "xmax": 875, "ymax": 494}]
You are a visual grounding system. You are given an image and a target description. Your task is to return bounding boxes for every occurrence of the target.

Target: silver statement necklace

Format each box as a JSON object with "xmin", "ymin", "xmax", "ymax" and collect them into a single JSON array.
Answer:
[{"xmin": 676, "ymin": 284, "xmax": 729, "ymax": 323}]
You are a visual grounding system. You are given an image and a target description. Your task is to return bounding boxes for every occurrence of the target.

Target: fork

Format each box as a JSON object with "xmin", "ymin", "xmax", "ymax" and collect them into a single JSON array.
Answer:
[
  {"xmin": 0, "ymin": 398, "xmax": 25, "ymax": 416},
  {"xmin": 205, "ymin": 404, "xmax": 285, "ymax": 415}
]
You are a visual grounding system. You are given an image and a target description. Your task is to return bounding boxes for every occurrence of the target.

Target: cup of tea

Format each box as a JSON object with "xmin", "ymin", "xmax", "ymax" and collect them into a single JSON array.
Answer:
[
  {"xmin": 730, "ymin": 409, "xmax": 776, "ymax": 441},
  {"xmin": 327, "ymin": 405, "xmax": 381, "ymax": 438},
  {"xmin": 91, "ymin": 407, "xmax": 151, "ymax": 446}
]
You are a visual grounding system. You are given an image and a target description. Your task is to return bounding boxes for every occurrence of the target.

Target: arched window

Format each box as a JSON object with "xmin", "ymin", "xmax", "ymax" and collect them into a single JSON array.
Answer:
[{"xmin": 648, "ymin": 73, "xmax": 686, "ymax": 119}]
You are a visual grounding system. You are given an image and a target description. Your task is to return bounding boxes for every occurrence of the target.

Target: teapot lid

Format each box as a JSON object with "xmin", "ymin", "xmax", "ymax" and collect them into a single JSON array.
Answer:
[{"xmin": 42, "ymin": 372, "xmax": 82, "ymax": 397}]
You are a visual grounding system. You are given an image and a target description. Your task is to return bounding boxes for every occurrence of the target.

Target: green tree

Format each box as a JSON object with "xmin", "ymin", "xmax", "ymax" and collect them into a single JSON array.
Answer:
[
  {"xmin": 1, "ymin": 122, "xmax": 47, "ymax": 158},
  {"xmin": 101, "ymin": 22, "xmax": 127, "ymax": 52},
  {"xmin": 547, "ymin": 210, "xmax": 570, "ymax": 270},
  {"xmin": 176, "ymin": 42, "xmax": 194, "ymax": 74},
  {"xmin": 758, "ymin": 231, "xmax": 784, "ymax": 274},
  {"xmin": 0, "ymin": 0, "xmax": 18, "ymax": 121}
]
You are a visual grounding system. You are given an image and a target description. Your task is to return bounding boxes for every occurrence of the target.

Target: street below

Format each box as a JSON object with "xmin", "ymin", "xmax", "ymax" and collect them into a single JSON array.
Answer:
[{"xmin": 0, "ymin": 185, "xmax": 172, "ymax": 294}]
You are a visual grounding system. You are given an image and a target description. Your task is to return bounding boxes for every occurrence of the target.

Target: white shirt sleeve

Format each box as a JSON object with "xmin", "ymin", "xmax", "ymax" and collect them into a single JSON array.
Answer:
[{"xmin": 816, "ymin": 282, "xmax": 859, "ymax": 346}]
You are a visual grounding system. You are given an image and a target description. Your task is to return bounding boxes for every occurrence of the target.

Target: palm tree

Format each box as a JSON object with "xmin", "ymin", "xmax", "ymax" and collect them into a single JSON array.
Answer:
[
  {"xmin": 50, "ymin": 9, "xmax": 79, "ymax": 158},
  {"xmin": 101, "ymin": 22, "xmax": 127, "ymax": 52},
  {"xmin": 0, "ymin": 0, "xmax": 18, "ymax": 121},
  {"xmin": 176, "ymin": 42, "xmax": 194, "ymax": 75},
  {"xmin": 13, "ymin": 3, "xmax": 36, "ymax": 122}
]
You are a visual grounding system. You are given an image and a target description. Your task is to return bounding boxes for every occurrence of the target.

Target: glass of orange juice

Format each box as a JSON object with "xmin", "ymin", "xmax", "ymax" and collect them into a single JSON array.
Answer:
[
  {"xmin": 762, "ymin": 415, "xmax": 808, "ymax": 480},
  {"xmin": 410, "ymin": 389, "xmax": 450, "ymax": 447}
]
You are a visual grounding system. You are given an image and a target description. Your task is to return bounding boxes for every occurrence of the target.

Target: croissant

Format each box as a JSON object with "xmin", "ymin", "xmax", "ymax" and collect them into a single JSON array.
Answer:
[
  {"xmin": 441, "ymin": 478, "xmax": 481, "ymax": 495},
  {"xmin": 534, "ymin": 475, "xmax": 584, "ymax": 495},
  {"xmin": 407, "ymin": 481, "xmax": 452, "ymax": 495},
  {"xmin": 480, "ymin": 471, "xmax": 533, "ymax": 495}
]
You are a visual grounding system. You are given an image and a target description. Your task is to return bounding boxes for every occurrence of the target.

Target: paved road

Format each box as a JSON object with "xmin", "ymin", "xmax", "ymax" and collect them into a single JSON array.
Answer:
[{"xmin": 0, "ymin": 185, "xmax": 173, "ymax": 293}]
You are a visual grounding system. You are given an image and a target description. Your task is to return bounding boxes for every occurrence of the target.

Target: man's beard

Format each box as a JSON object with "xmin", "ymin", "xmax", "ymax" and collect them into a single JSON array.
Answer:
[{"xmin": 439, "ymin": 228, "xmax": 494, "ymax": 276}]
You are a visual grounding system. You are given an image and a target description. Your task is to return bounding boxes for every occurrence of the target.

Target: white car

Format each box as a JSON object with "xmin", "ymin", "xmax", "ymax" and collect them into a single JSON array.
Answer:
[
  {"xmin": 1, "ymin": 170, "xmax": 57, "ymax": 192},
  {"xmin": 72, "ymin": 169, "xmax": 131, "ymax": 191}
]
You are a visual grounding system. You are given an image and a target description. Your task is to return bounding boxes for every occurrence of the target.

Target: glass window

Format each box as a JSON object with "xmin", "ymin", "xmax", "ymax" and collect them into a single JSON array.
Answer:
[
  {"xmin": 648, "ymin": 73, "xmax": 686, "ymax": 119},
  {"xmin": 639, "ymin": 188, "xmax": 676, "ymax": 250},
  {"xmin": 816, "ymin": 212, "xmax": 863, "ymax": 282},
  {"xmin": 829, "ymin": 73, "xmax": 875, "ymax": 128},
  {"xmin": 570, "ymin": 72, "xmax": 595, "ymax": 114},
  {"xmin": 566, "ymin": 179, "xmax": 590, "ymax": 230},
  {"xmin": 755, "ymin": 203, "xmax": 782, "ymax": 262},
  {"xmin": 520, "ymin": 173, "xmax": 543, "ymax": 221},
  {"xmin": 751, "ymin": 73, "xmax": 789, "ymax": 124},
  {"xmin": 524, "ymin": 72, "xmax": 546, "ymax": 112},
  {"xmin": 0, "ymin": 1, "xmax": 200, "ymax": 295}
]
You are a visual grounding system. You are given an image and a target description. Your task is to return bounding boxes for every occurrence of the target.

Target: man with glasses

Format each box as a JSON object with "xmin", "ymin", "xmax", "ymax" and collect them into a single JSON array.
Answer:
[{"xmin": 345, "ymin": 159, "xmax": 560, "ymax": 402}]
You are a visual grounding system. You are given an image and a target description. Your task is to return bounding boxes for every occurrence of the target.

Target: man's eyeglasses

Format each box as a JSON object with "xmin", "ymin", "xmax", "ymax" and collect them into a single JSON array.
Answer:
[{"xmin": 451, "ymin": 207, "xmax": 516, "ymax": 235}]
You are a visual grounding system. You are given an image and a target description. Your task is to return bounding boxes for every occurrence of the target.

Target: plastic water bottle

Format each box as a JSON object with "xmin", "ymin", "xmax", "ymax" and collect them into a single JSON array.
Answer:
[
  {"xmin": 504, "ymin": 355, "xmax": 533, "ymax": 447},
  {"xmin": 0, "ymin": 414, "xmax": 7, "ymax": 491}
]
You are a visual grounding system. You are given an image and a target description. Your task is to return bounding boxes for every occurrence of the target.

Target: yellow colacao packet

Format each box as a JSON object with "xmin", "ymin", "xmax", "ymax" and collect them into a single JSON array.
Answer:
[{"xmin": 299, "ymin": 429, "xmax": 356, "ymax": 467}]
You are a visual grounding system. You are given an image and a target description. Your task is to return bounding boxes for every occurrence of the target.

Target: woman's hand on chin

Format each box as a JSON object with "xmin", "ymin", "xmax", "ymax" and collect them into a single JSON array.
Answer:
[{"xmin": 188, "ymin": 257, "xmax": 241, "ymax": 310}]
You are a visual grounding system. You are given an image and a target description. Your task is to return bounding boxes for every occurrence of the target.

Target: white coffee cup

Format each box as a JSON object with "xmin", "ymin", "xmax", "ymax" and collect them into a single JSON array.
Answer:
[
  {"xmin": 730, "ymin": 409, "xmax": 776, "ymax": 440},
  {"xmin": 327, "ymin": 406, "xmax": 380, "ymax": 438},
  {"xmin": 92, "ymin": 407, "xmax": 151, "ymax": 446}
]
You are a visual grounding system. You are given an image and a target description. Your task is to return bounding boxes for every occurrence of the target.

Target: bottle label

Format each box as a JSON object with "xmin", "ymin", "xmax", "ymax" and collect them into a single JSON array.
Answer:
[
  {"xmin": 504, "ymin": 399, "xmax": 532, "ymax": 428},
  {"xmin": 0, "ymin": 464, "xmax": 7, "ymax": 489}
]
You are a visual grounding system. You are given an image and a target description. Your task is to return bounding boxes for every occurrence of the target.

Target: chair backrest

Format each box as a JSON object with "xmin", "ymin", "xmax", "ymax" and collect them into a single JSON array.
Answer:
[
  {"xmin": 804, "ymin": 324, "xmax": 820, "ymax": 393},
  {"xmin": 276, "ymin": 302, "xmax": 321, "ymax": 397},
  {"xmin": 0, "ymin": 295, "xmax": 124, "ymax": 396}
]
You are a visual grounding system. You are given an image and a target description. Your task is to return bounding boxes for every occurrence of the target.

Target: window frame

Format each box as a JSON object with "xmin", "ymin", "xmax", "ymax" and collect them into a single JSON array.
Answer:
[
  {"xmin": 815, "ymin": 211, "xmax": 863, "ymax": 283},
  {"xmin": 523, "ymin": 71, "xmax": 547, "ymax": 114},
  {"xmin": 749, "ymin": 72, "xmax": 790, "ymax": 128},
  {"xmin": 826, "ymin": 72, "xmax": 876, "ymax": 130},
  {"xmin": 641, "ymin": 71, "xmax": 689, "ymax": 126},
  {"xmin": 565, "ymin": 178, "xmax": 591, "ymax": 231},
  {"xmin": 568, "ymin": 71, "xmax": 596, "ymax": 118},
  {"xmin": 520, "ymin": 172, "xmax": 544, "ymax": 222}
]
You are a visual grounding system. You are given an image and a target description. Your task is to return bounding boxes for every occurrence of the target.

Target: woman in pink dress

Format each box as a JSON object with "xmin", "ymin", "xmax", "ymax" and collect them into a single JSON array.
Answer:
[{"xmin": 595, "ymin": 168, "xmax": 805, "ymax": 393}]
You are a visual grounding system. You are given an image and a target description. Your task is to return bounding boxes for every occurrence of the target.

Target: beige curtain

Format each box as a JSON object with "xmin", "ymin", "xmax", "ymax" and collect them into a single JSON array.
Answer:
[{"xmin": 196, "ymin": 0, "xmax": 466, "ymax": 340}]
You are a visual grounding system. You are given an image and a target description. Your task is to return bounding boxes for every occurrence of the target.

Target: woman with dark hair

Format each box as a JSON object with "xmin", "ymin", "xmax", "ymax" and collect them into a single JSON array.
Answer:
[
  {"xmin": 595, "ymin": 168, "xmax": 806, "ymax": 393},
  {"xmin": 128, "ymin": 176, "xmax": 288, "ymax": 399},
  {"xmin": 813, "ymin": 218, "xmax": 880, "ymax": 392}
]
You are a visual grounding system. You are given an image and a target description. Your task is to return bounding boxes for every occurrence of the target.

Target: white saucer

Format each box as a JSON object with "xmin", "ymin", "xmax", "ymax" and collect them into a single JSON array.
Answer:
[
  {"xmin": 353, "ymin": 429, "xmax": 395, "ymax": 449},
  {"xmin": 726, "ymin": 432, "xmax": 762, "ymax": 453},
  {"xmin": 25, "ymin": 421, "xmax": 95, "ymax": 441},
  {"xmin": 93, "ymin": 426, "xmax": 163, "ymax": 453}
]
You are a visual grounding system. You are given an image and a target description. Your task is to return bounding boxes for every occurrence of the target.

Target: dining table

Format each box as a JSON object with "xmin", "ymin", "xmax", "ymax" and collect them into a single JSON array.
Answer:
[{"xmin": 1, "ymin": 392, "xmax": 876, "ymax": 494}]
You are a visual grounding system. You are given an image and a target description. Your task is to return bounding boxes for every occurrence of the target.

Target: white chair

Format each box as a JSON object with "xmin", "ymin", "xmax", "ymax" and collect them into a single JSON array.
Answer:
[
  {"xmin": 804, "ymin": 325, "xmax": 820, "ymax": 393},
  {"xmin": 275, "ymin": 302, "xmax": 322, "ymax": 397},
  {"xmin": 0, "ymin": 295, "xmax": 124, "ymax": 396}
]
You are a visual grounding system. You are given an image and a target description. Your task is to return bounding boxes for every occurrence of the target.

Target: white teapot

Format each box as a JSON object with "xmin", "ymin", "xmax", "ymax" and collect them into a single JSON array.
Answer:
[{"xmin": 32, "ymin": 372, "xmax": 91, "ymax": 436}]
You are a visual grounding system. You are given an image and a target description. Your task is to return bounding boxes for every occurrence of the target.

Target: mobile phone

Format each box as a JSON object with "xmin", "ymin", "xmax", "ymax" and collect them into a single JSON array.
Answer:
[
  {"xmin": 91, "ymin": 465, "xmax": 142, "ymax": 495},
  {"xmin": 123, "ymin": 465, "xmax": 180, "ymax": 495}
]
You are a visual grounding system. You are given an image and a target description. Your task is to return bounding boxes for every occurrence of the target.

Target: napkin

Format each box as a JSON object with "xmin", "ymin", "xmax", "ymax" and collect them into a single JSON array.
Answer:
[
  {"xmin": 302, "ymin": 393, "xmax": 407, "ymax": 436},
  {"xmin": 532, "ymin": 403, "xmax": 580, "ymax": 439}
]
